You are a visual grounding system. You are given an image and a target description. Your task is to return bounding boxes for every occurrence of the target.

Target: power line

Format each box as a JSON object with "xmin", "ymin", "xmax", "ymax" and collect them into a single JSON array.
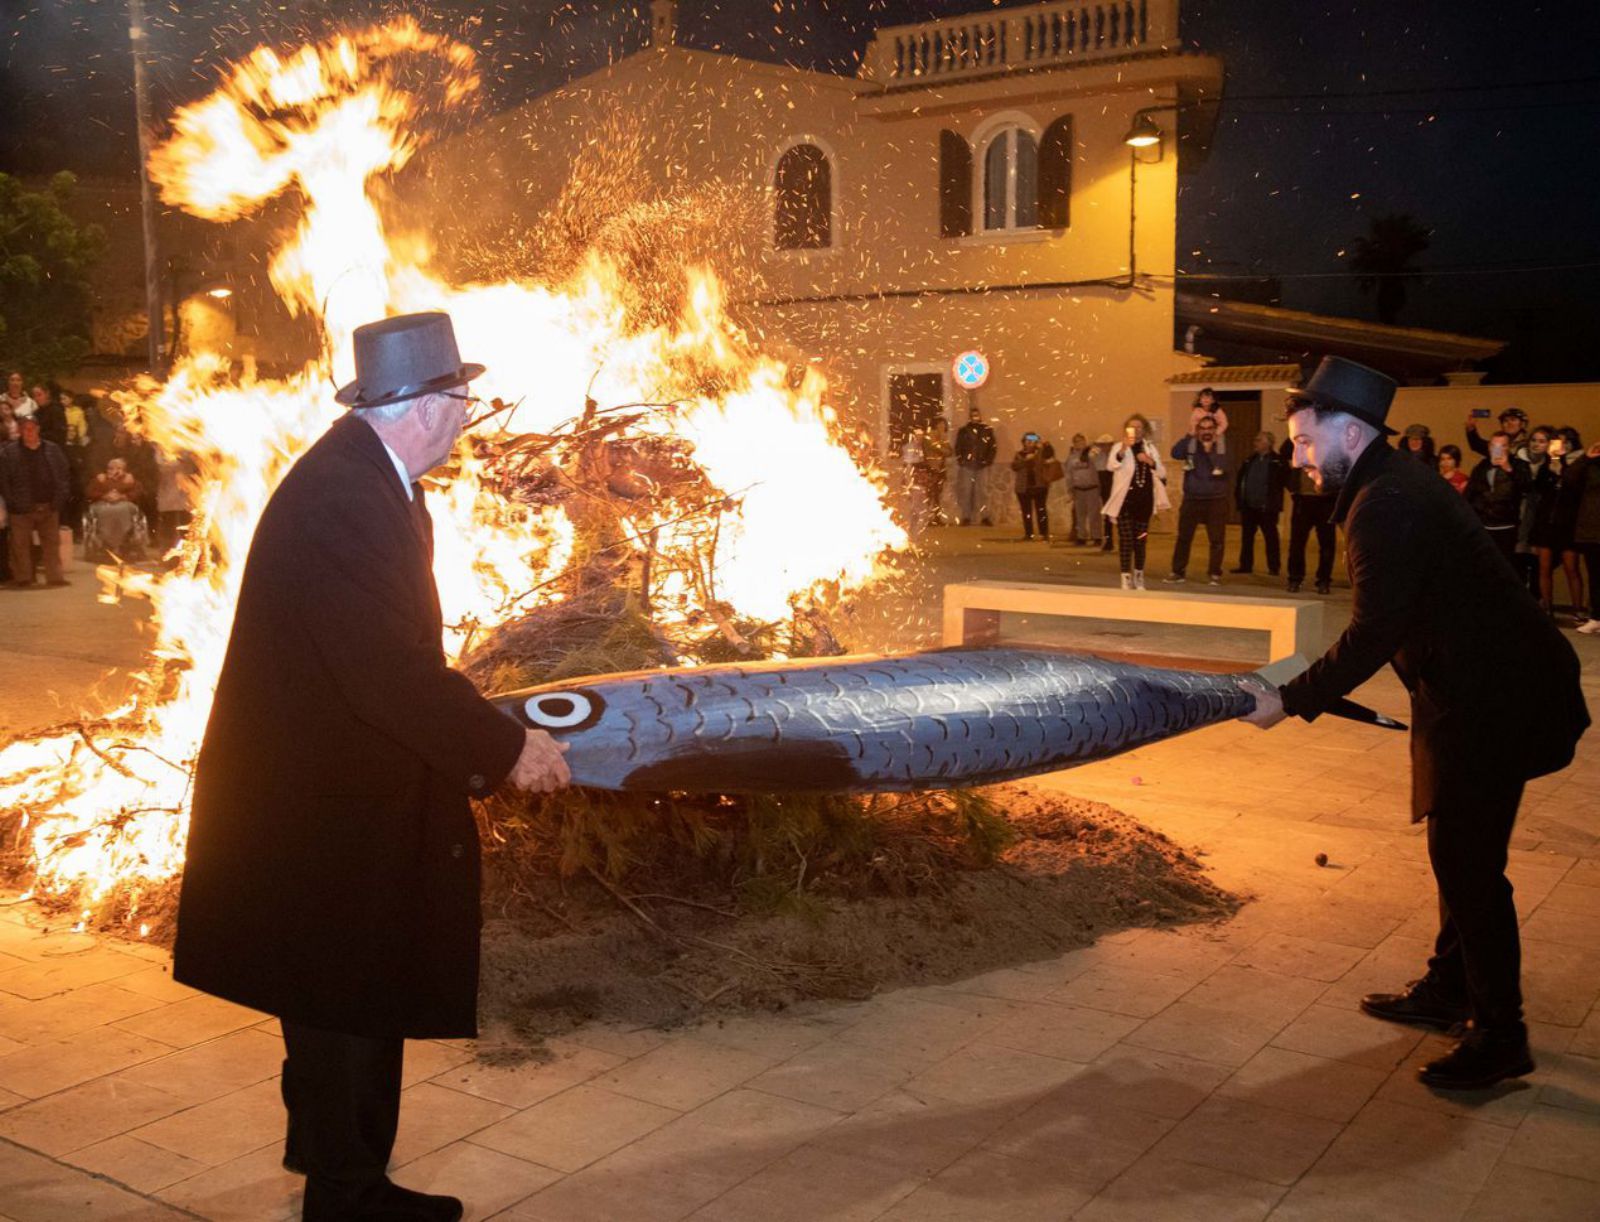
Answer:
[
  {"xmin": 1215, "ymin": 73, "xmax": 1600, "ymax": 103},
  {"xmin": 1219, "ymin": 98, "xmax": 1600, "ymax": 117},
  {"xmin": 1168, "ymin": 260, "xmax": 1600, "ymax": 282}
]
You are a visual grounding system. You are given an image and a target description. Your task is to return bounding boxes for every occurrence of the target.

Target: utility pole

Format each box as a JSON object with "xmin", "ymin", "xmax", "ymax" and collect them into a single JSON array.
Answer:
[{"xmin": 129, "ymin": 0, "xmax": 164, "ymax": 374}]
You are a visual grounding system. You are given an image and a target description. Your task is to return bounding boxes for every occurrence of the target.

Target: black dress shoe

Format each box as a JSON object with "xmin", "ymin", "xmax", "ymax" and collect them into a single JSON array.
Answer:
[
  {"xmin": 1419, "ymin": 1027, "xmax": 1534, "ymax": 1091},
  {"xmin": 1286, "ymin": 580, "xmax": 1302, "ymax": 593},
  {"xmin": 1360, "ymin": 978, "xmax": 1471, "ymax": 1031},
  {"xmin": 1315, "ymin": 580, "xmax": 1331, "ymax": 595},
  {"xmin": 305, "ymin": 1178, "xmax": 464, "ymax": 1222}
]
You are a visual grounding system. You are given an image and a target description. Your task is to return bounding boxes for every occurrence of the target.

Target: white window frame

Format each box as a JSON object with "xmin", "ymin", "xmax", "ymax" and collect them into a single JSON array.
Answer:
[
  {"xmin": 970, "ymin": 111, "xmax": 1043, "ymax": 237},
  {"xmin": 767, "ymin": 135, "xmax": 842, "ymax": 257},
  {"xmin": 960, "ymin": 111, "xmax": 1049, "ymax": 243},
  {"xmin": 879, "ymin": 361, "xmax": 950, "ymax": 460}
]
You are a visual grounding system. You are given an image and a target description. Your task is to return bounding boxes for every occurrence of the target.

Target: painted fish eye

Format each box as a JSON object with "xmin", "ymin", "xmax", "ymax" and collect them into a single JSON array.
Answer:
[{"xmin": 522, "ymin": 690, "xmax": 602, "ymax": 731}]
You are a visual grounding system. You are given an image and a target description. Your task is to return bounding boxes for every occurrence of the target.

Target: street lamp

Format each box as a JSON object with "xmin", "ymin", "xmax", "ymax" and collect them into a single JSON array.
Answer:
[
  {"xmin": 1123, "ymin": 112, "xmax": 1163, "ymax": 149},
  {"xmin": 1123, "ymin": 103, "xmax": 1178, "ymax": 283}
]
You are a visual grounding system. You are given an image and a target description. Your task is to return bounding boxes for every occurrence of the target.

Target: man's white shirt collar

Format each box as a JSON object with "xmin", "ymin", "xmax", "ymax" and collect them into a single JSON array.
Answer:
[{"xmin": 378, "ymin": 439, "xmax": 414, "ymax": 501}]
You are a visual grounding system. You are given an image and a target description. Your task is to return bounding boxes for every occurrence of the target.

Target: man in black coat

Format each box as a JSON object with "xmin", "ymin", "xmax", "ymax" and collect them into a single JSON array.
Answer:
[
  {"xmin": 0, "ymin": 415, "xmax": 72, "ymax": 587},
  {"xmin": 174, "ymin": 312, "xmax": 568, "ymax": 1222},
  {"xmin": 1245, "ymin": 357, "xmax": 1589, "ymax": 1091},
  {"xmin": 1464, "ymin": 431, "xmax": 1532, "ymax": 566},
  {"xmin": 1232, "ymin": 430, "xmax": 1286, "ymax": 576}
]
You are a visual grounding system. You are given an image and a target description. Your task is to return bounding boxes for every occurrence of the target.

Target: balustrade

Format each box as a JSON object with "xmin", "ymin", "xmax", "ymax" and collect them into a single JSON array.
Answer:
[{"xmin": 860, "ymin": 0, "xmax": 1178, "ymax": 85}]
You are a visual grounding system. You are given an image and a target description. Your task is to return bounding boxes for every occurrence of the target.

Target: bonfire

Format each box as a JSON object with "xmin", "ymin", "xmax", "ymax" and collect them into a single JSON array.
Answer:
[{"xmin": 0, "ymin": 23, "xmax": 1231, "ymax": 1026}]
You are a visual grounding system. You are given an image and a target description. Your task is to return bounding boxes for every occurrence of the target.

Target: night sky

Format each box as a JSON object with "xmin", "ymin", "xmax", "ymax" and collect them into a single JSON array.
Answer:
[{"xmin": 3, "ymin": 1, "xmax": 1597, "ymax": 378}]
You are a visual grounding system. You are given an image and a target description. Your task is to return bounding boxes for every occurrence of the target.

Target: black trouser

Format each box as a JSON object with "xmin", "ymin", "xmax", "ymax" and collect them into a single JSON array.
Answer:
[
  {"xmin": 1017, "ymin": 487, "xmax": 1048, "ymax": 538},
  {"xmin": 1116, "ymin": 511, "xmax": 1150, "ymax": 573},
  {"xmin": 1237, "ymin": 507, "xmax": 1280, "ymax": 574},
  {"xmin": 1485, "ymin": 525, "xmax": 1517, "ymax": 568},
  {"xmin": 1424, "ymin": 776, "xmax": 1527, "ymax": 1035},
  {"xmin": 1583, "ymin": 543, "xmax": 1600, "ymax": 616},
  {"xmin": 1098, "ymin": 472, "xmax": 1114, "ymax": 548},
  {"xmin": 281, "ymin": 1020, "xmax": 404, "ymax": 1220},
  {"xmin": 1170, "ymin": 495, "xmax": 1228, "ymax": 578},
  {"xmin": 1287, "ymin": 494, "xmax": 1336, "ymax": 584}
]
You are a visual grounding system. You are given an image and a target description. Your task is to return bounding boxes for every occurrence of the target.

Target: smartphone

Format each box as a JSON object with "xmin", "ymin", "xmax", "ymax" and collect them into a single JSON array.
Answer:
[{"xmin": 1471, "ymin": 409, "xmax": 1492, "ymax": 419}]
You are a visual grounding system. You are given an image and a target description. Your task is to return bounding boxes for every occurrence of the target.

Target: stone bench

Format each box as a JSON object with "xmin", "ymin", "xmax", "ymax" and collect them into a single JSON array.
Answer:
[{"xmin": 942, "ymin": 579, "xmax": 1323, "ymax": 668}]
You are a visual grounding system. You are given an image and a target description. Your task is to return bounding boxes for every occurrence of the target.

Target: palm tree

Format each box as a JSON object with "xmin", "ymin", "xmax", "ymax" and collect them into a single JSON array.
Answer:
[{"xmin": 1348, "ymin": 213, "xmax": 1431, "ymax": 325}]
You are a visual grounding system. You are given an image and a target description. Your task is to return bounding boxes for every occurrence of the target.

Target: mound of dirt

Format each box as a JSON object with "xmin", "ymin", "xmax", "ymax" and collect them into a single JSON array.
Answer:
[{"xmin": 476, "ymin": 783, "xmax": 1235, "ymax": 1055}]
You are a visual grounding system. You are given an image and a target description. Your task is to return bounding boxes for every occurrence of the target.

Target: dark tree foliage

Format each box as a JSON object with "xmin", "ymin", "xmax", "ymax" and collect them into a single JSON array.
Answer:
[
  {"xmin": 0, "ymin": 172, "xmax": 106, "ymax": 378},
  {"xmin": 1349, "ymin": 212, "xmax": 1431, "ymax": 326}
]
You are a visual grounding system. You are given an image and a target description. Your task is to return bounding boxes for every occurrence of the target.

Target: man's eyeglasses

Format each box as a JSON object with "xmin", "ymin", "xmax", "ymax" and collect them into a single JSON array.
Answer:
[{"xmin": 441, "ymin": 390, "xmax": 515, "ymax": 432}]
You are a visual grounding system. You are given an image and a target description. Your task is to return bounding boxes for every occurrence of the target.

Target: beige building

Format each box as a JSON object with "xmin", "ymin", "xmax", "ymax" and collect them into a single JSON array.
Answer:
[{"xmin": 417, "ymin": 0, "xmax": 1224, "ymax": 487}]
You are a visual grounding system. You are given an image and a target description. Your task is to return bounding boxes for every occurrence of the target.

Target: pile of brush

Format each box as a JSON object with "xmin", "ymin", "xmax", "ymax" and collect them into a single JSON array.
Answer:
[{"xmin": 455, "ymin": 394, "xmax": 1004, "ymax": 923}]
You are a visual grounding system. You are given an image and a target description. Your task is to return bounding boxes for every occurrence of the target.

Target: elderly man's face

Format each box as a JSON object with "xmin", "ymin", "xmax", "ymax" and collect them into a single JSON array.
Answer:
[{"xmin": 418, "ymin": 390, "xmax": 470, "ymax": 472}]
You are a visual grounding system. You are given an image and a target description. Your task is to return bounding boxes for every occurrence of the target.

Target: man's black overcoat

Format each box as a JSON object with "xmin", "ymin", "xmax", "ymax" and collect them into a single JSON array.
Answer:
[
  {"xmin": 1281, "ymin": 439, "xmax": 1588, "ymax": 821},
  {"xmin": 173, "ymin": 414, "xmax": 525, "ymax": 1038}
]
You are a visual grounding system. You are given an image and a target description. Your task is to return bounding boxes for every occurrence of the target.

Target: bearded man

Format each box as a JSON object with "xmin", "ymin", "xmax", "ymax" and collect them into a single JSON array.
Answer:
[
  {"xmin": 175, "ymin": 312, "xmax": 569, "ymax": 1221},
  {"xmin": 1244, "ymin": 356, "xmax": 1588, "ymax": 1091}
]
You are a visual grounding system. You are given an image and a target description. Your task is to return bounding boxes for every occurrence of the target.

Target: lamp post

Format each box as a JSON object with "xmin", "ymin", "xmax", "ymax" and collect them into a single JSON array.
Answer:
[
  {"xmin": 1121, "ymin": 104, "xmax": 1177, "ymax": 283},
  {"xmin": 129, "ymin": 0, "xmax": 164, "ymax": 376}
]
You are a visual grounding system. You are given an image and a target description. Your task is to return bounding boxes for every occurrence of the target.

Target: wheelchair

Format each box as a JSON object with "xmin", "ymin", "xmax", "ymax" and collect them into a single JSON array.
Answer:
[{"xmin": 83, "ymin": 500, "xmax": 151, "ymax": 563}]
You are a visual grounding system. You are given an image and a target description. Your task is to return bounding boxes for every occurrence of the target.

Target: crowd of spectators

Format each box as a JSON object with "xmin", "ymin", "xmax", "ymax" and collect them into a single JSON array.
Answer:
[
  {"xmin": 0, "ymin": 368, "xmax": 192, "ymax": 590},
  {"xmin": 896, "ymin": 389, "xmax": 1600, "ymax": 633},
  {"xmin": 1389, "ymin": 407, "xmax": 1600, "ymax": 630}
]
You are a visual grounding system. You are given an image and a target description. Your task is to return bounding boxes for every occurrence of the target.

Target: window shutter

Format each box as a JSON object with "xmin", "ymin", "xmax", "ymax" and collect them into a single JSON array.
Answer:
[
  {"xmin": 939, "ymin": 130, "xmax": 972, "ymax": 238},
  {"xmin": 1038, "ymin": 115, "xmax": 1073, "ymax": 229}
]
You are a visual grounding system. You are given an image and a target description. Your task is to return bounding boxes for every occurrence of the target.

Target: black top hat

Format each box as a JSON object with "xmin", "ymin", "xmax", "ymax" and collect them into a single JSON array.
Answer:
[
  {"xmin": 1286, "ymin": 356, "xmax": 1398, "ymax": 435},
  {"xmin": 333, "ymin": 312, "xmax": 485, "ymax": 409}
]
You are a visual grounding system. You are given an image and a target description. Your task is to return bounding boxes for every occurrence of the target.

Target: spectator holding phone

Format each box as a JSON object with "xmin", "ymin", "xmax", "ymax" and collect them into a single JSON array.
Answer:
[
  {"xmin": 1010, "ymin": 431, "xmax": 1058, "ymax": 541},
  {"xmin": 1466, "ymin": 431, "xmax": 1532, "ymax": 567},
  {"xmin": 1466, "ymin": 406, "xmax": 1529, "ymax": 460},
  {"xmin": 1102, "ymin": 415, "xmax": 1168, "ymax": 589}
]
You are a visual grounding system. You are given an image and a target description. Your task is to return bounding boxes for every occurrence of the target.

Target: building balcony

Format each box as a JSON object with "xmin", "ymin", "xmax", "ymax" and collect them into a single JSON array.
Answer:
[{"xmin": 859, "ymin": 0, "xmax": 1179, "ymax": 87}]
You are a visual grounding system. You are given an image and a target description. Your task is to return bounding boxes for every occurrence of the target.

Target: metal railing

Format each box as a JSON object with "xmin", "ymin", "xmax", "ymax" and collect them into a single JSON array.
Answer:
[{"xmin": 859, "ymin": 0, "xmax": 1177, "ymax": 85}]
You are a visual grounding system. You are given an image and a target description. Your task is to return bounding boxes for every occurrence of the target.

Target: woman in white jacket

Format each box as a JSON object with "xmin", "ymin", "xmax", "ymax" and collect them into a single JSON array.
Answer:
[{"xmin": 1101, "ymin": 415, "xmax": 1171, "ymax": 589}]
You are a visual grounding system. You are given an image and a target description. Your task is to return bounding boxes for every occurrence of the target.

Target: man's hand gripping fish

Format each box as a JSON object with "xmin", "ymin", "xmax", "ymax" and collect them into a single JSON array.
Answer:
[{"xmin": 490, "ymin": 648, "xmax": 1400, "ymax": 794}]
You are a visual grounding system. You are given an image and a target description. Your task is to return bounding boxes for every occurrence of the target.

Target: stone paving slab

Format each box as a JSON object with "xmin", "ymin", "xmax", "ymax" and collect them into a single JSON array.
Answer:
[{"xmin": 2, "ymin": 554, "xmax": 1598, "ymax": 1219}]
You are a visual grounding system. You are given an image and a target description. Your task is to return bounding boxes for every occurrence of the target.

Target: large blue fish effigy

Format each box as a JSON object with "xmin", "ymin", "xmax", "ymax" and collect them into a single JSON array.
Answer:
[{"xmin": 490, "ymin": 648, "xmax": 1333, "ymax": 794}]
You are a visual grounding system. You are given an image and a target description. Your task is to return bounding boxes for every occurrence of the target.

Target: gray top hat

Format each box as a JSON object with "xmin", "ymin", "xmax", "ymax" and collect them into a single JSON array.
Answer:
[
  {"xmin": 1286, "ymin": 356, "xmax": 1398, "ymax": 435},
  {"xmin": 334, "ymin": 311, "xmax": 486, "ymax": 409}
]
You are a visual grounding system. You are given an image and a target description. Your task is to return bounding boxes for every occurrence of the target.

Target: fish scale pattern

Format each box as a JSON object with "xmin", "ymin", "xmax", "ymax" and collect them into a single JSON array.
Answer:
[{"xmin": 496, "ymin": 648, "xmax": 1257, "ymax": 794}]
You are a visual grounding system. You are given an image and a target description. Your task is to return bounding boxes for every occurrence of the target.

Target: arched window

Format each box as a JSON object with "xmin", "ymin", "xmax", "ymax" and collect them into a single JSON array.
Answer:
[
  {"xmin": 773, "ymin": 143, "xmax": 832, "ymax": 250},
  {"xmin": 980, "ymin": 126, "xmax": 1039, "ymax": 232}
]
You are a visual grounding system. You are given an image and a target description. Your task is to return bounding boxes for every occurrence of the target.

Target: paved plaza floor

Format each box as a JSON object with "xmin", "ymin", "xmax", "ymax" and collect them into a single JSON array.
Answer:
[{"xmin": 0, "ymin": 530, "xmax": 1597, "ymax": 1220}]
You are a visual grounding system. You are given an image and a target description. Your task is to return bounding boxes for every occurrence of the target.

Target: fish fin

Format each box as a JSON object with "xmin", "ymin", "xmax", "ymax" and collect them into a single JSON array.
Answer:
[
  {"xmin": 1252, "ymin": 654, "xmax": 1310, "ymax": 689},
  {"xmin": 622, "ymin": 740, "xmax": 862, "ymax": 793}
]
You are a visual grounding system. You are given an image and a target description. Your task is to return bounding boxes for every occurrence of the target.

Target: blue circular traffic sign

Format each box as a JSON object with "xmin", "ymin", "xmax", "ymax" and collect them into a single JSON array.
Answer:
[{"xmin": 953, "ymin": 350, "xmax": 990, "ymax": 390}]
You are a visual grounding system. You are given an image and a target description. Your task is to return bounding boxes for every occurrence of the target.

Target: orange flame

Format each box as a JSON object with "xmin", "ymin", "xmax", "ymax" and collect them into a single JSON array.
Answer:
[{"xmin": 0, "ymin": 22, "xmax": 905, "ymax": 918}]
